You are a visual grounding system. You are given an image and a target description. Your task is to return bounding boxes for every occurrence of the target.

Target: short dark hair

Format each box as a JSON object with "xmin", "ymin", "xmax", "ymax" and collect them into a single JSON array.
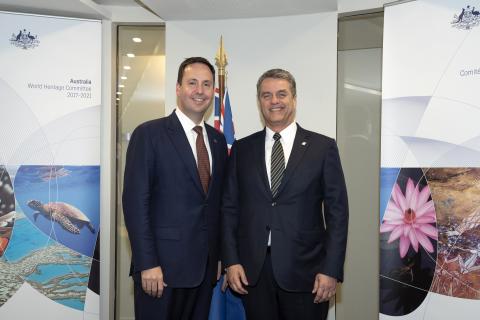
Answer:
[
  {"xmin": 177, "ymin": 57, "xmax": 215, "ymax": 85},
  {"xmin": 256, "ymin": 68, "xmax": 296, "ymax": 99}
]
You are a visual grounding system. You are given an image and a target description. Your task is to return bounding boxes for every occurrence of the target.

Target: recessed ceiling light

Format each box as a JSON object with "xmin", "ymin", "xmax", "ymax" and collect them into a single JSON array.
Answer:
[
  {"xmin": 121, "ymin": 76, "xmax": 127, "ymax": 80},
  {"xmin": 117, "ymin": 92, "xmax": 122, "ymax": 95},
  {"xmin": 119, "ymin": 84, "xmax": 125, "ymax": 88},
  {"xmin": 123, "ymin": 66, "xmax": 131, "ymax": 70},
  {"xmin": 126, "ymin": 53, "xmax": 135, "ymax": 58},
  {"xmin": 132, "ymin": 37, "xmax": 142, "ymax": 43}
]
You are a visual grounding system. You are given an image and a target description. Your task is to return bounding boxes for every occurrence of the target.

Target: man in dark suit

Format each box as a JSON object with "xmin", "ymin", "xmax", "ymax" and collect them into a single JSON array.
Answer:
[
  {"xmin": 123, "ymin": 57, "xmax": 227, "ymax": 320},
  {"xmin": 222, "ymin": 69, "xmax": 348, "ymax": 320}
]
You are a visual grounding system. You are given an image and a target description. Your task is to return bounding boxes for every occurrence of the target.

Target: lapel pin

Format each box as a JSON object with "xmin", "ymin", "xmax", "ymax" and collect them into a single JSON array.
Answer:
[
  {"xmin": 213, "ymin": 139, "xmax": 217, "ymax": 143},
  {"xmin": 301, "ymin": 141, "xmax": 307, "ymax": 146}
]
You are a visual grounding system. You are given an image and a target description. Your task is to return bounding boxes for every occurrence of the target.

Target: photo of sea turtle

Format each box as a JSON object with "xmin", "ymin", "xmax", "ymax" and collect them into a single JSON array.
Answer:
[
  {"xmin": 13, "ymin": 165, "xmax": 99, "ymax": 258},
  {"xmin": 28, "ymin": 200, "xmax": 95, "ymax": 234}
]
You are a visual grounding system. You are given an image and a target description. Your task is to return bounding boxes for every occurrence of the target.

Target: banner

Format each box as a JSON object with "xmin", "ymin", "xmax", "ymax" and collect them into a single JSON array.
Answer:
[
  {"xmin": 380, "ymin": 1, "xmax": 480, "ymax": 319},
  {"xmin": 0, "ymin": 12, "xmax": 101, "ymax": 320}
]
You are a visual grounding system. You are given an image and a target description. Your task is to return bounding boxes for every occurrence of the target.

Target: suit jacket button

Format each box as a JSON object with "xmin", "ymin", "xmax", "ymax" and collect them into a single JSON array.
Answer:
[{"xmin": 271, "ymin": 202, "xmax": 276, "ymax": 206}]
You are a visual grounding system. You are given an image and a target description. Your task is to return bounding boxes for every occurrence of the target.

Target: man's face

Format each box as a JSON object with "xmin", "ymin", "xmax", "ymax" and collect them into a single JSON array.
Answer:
[
  {"xmin": 258, "ymin": 78, "xmax": 296, "ymax": 131},
  {"xmin": 176, "ymin": 63, "xmax": 214, "ymax": 121}
]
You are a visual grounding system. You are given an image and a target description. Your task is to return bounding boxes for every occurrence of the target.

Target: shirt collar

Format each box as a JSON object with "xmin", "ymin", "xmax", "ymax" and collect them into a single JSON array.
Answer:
[
  {"xmin": 175, "ymin": 108, "xmax": 206, "ymax": 132},
  {"xmin": 265, "ymin": 121, "xmax": 297, "ymax": 142}
]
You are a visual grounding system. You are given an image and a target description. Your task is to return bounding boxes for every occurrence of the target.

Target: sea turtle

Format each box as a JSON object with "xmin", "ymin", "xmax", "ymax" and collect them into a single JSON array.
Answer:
[{"xmin": 27, "ymin": 200, "xmax": 95, "ymax": 235}]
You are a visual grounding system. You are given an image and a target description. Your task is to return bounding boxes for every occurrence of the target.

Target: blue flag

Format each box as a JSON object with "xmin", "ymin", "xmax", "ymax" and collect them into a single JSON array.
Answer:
[
  {"xmin": 210, "ymin": 87, "xmax": 245, "ymax": 320},
  {"xmin": 214, "ymin": 88, "xmax": 235, "ymax": 151}
]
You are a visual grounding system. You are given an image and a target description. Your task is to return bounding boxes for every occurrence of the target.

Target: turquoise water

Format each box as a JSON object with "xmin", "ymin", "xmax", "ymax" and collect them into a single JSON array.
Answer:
[
  {"xmin": 60, "ymin": 276, "xmax": 89, "ymax": 285},
  {"xmin": 56, "ymin": 285, "xmax": 86, "ymax": 292},
  {"xmin": 14, "ymin": 165, "xmax": 100, "ymax": 258},
  {"xmin": 5, "ymin": 217, "xmax": 49, "ymax": 262},
  {"xmin": 5, "ymin": 216, "xmax": 90, "ymax": 311},
  {"xmin": 28, "ymin": 264, "xmax": 90, "ymax": 283},
  {"xmin": 55, "ymin": 298, "xmax": 84, "ymax": 310}
]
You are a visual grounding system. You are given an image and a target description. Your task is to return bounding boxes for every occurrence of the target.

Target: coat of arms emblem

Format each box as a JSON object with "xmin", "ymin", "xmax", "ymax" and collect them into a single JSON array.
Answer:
[
  {"xmin": 10, "ymin": 29, "xmax": 40, "ymax": 49},
  {"xmin": 452, "ymin": 5, "xmax": 480, "ymax": 30}
]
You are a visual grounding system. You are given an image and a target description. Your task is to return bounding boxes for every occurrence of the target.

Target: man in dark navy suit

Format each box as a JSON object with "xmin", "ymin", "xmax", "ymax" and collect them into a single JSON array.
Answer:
[
  {"xmin": 123, "ymin": 57, "xmax": 227, "ymax": 320},
  {"xmin": 222, "ymin": 69, "xmax": 348, "ymax": 320}
]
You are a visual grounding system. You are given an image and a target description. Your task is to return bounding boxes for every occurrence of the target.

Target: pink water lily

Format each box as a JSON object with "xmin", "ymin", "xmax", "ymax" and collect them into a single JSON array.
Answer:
[{"xmin": 380, "ymin": 178, "xmax": 438, "ymax": 258}]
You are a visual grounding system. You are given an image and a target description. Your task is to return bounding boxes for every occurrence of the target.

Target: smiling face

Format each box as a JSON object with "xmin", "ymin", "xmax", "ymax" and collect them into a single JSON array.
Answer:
[
  {"xmin": 176, "ymin": 62, "xmax": 214, "ymax": 124},
  {"xmin": 258, "ymin": 78, "xmax": 297, "ymax": 132}
]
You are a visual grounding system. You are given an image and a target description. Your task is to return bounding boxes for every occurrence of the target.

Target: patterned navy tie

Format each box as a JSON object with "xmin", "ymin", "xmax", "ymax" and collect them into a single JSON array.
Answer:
[{"xmin": 271, "ymin": 132, "xmax": 285, "ymax": 197}]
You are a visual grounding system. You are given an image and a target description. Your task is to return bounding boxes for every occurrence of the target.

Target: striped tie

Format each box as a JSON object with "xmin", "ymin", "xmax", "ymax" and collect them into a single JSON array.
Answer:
[
  {"xmin": 271, "ymin": 132, "xmax": 285, "ymax": 197},
  {"xmin": 193, "ymin": 126, "xmax": 210, "ymax": 194}
]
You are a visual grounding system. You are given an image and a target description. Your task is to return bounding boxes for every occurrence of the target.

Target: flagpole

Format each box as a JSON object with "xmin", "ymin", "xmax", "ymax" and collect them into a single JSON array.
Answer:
[{"xmin": 215, "ymin": 36, "xmax": 228, "ymax": 112}]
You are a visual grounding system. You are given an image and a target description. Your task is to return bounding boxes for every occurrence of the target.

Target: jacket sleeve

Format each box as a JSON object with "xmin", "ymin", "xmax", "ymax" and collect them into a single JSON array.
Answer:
[
  {"xmin": 320, "ymin": 140, "xmax": 349, "ymax": 282},
  {"xmin": 221, "ymin": 142, "xmax": 241, "ymax": 267},
  {"xmin": 122, "ymin": 124, "xmax": 159, "ymax": 273}
]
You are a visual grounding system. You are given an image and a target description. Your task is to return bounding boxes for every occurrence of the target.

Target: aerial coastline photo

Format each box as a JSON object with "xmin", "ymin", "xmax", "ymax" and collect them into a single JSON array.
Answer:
[{"xmin": 0, "ymin": 211, "xmax": 92, "ymax": 310}]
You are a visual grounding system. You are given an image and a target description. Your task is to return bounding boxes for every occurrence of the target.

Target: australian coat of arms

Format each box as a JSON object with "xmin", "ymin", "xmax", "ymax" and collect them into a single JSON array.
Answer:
[
  {"xmin": 10, "ymin": 29, "xmax": 40, "ymax": 49},
  {"xmin": 452, "ymin": 5, "xmax": 480, "ymax": 30}
]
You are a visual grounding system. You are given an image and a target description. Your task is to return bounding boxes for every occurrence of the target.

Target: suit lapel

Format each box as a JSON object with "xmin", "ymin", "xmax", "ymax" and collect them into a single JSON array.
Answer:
[
  {"xmin": 254, "ymin": 129, "xmax": 271, "ymax": 198},
  {"xmin": 205, "ymin": 124, "xmax": 220, "ymax": 197},
  {"xmin": 166, "ymin": 112, "xmax": 204, "ymax": 194},
  {"xmin": 275, "ymin": 125, "xmax": 310, "ymax": 197}
]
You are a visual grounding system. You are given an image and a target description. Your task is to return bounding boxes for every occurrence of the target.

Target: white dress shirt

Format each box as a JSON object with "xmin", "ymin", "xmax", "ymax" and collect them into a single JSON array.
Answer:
[
  {"xmin": 265, "ymin": 121, "xmax": 297, "ymax": 187},
  {"xmin": 175, "ymin": 108, "xmax": 212, "ymax": 172},
  {"xmin": 265, "ymin": 121, "xmax": 297, "ymax": 245}
]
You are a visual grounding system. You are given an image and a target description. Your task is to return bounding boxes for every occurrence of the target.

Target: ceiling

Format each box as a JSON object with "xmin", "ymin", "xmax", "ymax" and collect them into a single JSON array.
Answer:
[
  {"xmin": 94, "ymin": 0, "xmax": 137, "ymax": 6},
  {"xmin": 0, "ymin": 0, "xmax": 357, "ymax": 21},
  {"xmin": 139, "ymin": 0, "xmax": 337, "ymax": 20},
  {"xmin": 0, "ymin": 0, "xmax": 393, "ymax": 21},
  {"xmin": 0, "ymin": 0, "xmax": 108, "ymax": 19}
]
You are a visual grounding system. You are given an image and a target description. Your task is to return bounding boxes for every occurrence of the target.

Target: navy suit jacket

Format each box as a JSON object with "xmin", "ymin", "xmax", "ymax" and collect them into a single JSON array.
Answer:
[
  {"xmin": 123, "ymin": 111, "xmax": 227, "ymax": 287},
  {"xmin": 222, "ymin": 124, "xmax": 348, "ymax": 292}
]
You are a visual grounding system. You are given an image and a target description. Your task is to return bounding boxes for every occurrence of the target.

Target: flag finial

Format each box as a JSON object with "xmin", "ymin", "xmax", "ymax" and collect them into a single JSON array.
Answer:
[{"xmin": 215, "ymin": 36, "xmax": 228, "ymax": 75}]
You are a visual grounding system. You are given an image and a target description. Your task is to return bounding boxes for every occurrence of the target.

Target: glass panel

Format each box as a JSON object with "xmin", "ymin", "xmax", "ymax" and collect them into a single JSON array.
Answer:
[
  {"xmin": 338, "ymin": 12, "xmax": 383, "ymax": 51},
  {"xmin": 336, "ymin": 13, "xmax": 383, "ymax": 320},
  {"xmin": 115, "ymin": 25, "xmax": 165, "ymax": 320}
]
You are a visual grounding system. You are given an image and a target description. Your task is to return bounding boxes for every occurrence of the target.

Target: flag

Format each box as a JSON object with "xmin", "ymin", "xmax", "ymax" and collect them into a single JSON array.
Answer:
[
  {"xmin": 209, "ymin": 86, "xmax": 245, "ymax": 320},
  {"xmin": 214, "ymin": 88, "xmax": 235, "ymax": 151},
  {"xmin": 209, "ymin": 276, "xmax": 246, "ymax": 320}
]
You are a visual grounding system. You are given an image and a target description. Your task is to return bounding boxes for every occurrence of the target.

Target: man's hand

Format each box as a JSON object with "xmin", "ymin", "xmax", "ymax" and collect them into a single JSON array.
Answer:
[
  {"xmin": 312, "ymin": 273, "xmax": 337, "ymax": 303},
  {"xmin": 226, "ymin": 264, "xmax": 249, "ymax": 294},
  {"xmin": 141, "ymin": 266, "xmax": 167, "ymax": 298}
]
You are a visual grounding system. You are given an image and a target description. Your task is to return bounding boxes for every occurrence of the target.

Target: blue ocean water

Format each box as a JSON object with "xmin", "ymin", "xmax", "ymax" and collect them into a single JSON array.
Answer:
[
  {"xmin": 380, "ymin": 168, "xmax": 400, "ymax": 222},
  {"xmin": 56, "ymin": 298, "xmax": 84, "ymax": 310},
  {"xmin": 5, "ymin": 212, "xmax": 90, "ymax": 311},
  {"xmin": 13, "ymin": 165, "xmax": 100, "ymax": 257},
  {"xmin": 27, "ymin": 264, "xmax": 90, "ymax": 283},
  {"xmin": 56, "ymin": 285, "xmax": 86, "ymax": 292},
  {"xmin": 60, "ymin": 276, "xmax": 89, "ymax": 285},
  {"xmin": 5, "ymin": 217, "xmax": 49, "ymax": 262}
]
